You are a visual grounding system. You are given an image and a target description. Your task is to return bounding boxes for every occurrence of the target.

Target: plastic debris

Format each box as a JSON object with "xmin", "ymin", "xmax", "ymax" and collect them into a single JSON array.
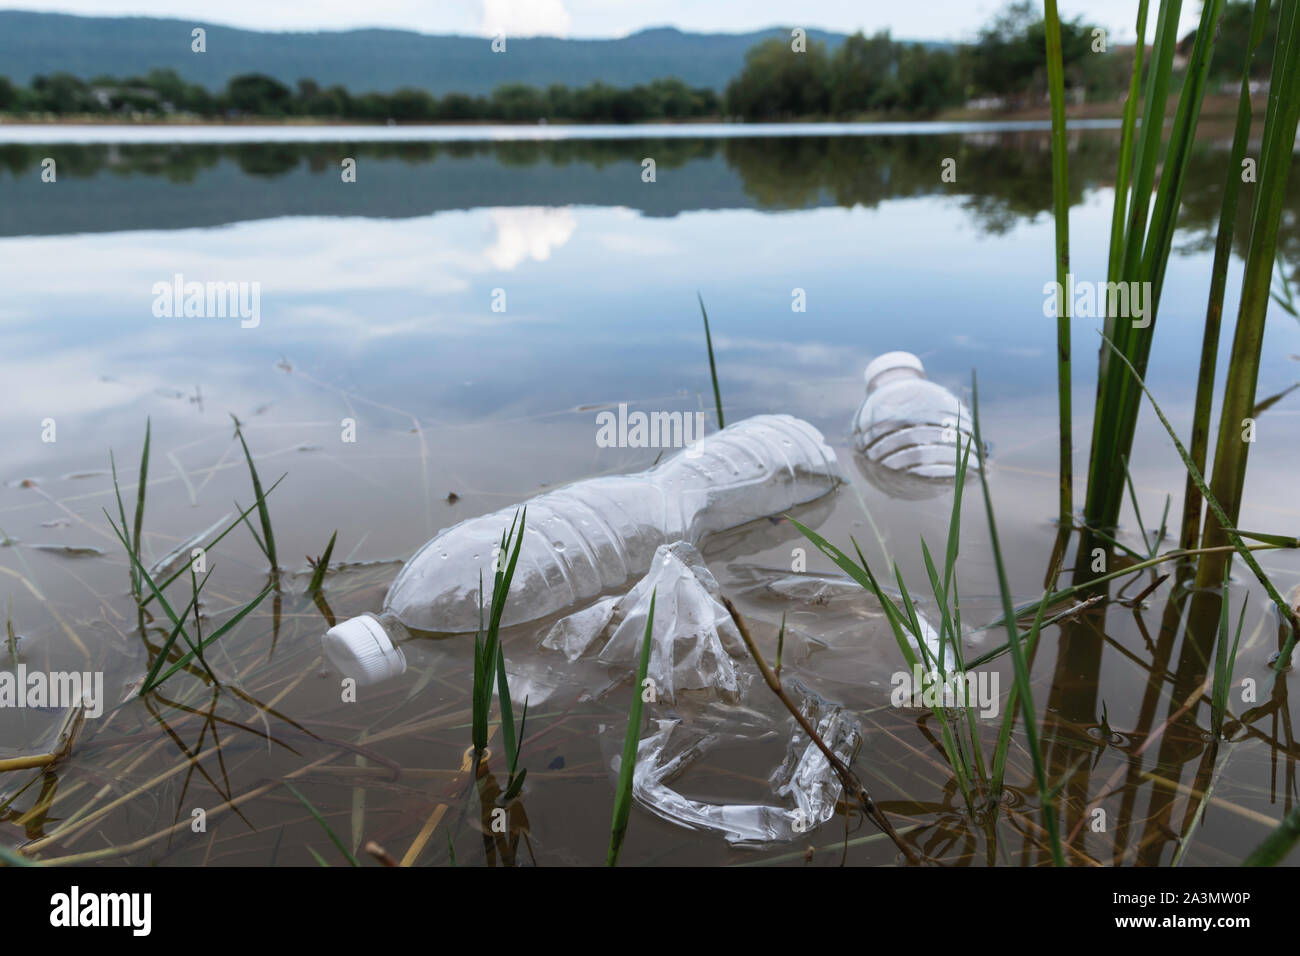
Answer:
[
  {"xmin": 630, "ymin": 681, "xmax": 862, "ymax": 846},
  {"xmin": 543, "ymin": 540, "xmax": 746, "ymax": 703},
  {"xmin": 331, "ymin": 414, "xmax": 842, "ymax": 644},
  {"xmin": 852, "ymin": 351, "xmax": 980, "ymax": 499}
]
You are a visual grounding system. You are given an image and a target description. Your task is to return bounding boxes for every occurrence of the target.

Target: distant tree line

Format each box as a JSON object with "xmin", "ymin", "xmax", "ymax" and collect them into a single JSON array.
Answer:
[
  {"xmin": 0, "ymin": 2, "xmax": 1263, "ymax": 123},
  {"xmin": 0, "ymin": 70, "xmax": 722, "ymax": 122}
]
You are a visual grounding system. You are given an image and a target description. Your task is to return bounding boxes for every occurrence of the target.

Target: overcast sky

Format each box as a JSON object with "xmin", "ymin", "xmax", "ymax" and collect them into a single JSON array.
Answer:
[{"xmin": 4, "ymin": 1, "xmax": 1205, "ymax": 43}]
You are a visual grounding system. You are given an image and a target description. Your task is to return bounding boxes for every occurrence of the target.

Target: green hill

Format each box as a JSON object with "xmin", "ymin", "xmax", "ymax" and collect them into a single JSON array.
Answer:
[{"xmin": 0, "ymin": 12, "xmax": 858, "ymax": 94}]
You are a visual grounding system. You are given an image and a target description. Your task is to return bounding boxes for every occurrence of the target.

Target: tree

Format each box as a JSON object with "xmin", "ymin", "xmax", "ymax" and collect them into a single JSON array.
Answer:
[
  {"xmin": 830, "ymin": 31, "xmax": 898, "ymax": 116},
  {"xmin": 645, "ymin": 77, "xmax": 695, "ymax": 118},
  {"xmin": 31, "ymin": 73, "xmax": 95, "ymax": 114},
  {"xmin": 387, "ymin": 88, "xmax": 438, "ymax": 121},
  {"xmin": 897, "ymin": 46, "xmax": 964, "ymax": 115},
  {"xmin": 725, "ymin": 37, "xmax": 832, "ymax": 120},
  {"xmin": 439, "ymin": 92, "xmax": 481, "ymax": 121},
  {"xmin": 1202, "ymin": 0, "xmax": 1278, "ymax": 81},
  {"xmin": 968, "ymin": 1, "xmax": 1099, "ymax": 104},
  {"xmin": 225, "ymin": 73, "xmax": 293, "ymax": 115},
  {"xmin": 491, "ymin": 83, "xmax": 547, "ymax": 121}
]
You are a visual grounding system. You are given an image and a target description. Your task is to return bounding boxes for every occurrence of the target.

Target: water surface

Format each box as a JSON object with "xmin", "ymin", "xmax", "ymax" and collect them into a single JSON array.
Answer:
[{"xmin": 1, "ymin": 124, "xmax": 1298, "ymax": 866}]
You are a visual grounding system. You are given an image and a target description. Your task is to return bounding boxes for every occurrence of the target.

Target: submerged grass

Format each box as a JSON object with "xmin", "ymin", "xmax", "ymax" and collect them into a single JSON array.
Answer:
[
  {"xmin": 284, "ymin": 781, "xmax": 360, "ymax": 867},
  {"xmin": 1243, "ymin": 802, "xmax": 1300, "ymax": 866},
  {"xmin": 5, "ymin": 598, "xmax": 16, "ymax": 661},
  {"xmin": 1211, "ymin": 577, "xmax": 1246, "ymax": 741}
]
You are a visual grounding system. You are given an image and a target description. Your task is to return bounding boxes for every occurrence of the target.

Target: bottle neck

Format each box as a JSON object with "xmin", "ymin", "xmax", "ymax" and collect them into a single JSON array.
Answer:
[{"xmin": 867, "ymin": 366, "xmax": 924, "ymax": 395}]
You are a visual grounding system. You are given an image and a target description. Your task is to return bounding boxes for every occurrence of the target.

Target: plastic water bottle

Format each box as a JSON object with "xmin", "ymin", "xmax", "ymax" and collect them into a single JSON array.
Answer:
[
  {"xmin": 851, "ymin": 351, "xmax": 979, "ymax": 497},
  {"xmin": 323, "ymin": 414, "xmax": 842, "ymax": 682}
]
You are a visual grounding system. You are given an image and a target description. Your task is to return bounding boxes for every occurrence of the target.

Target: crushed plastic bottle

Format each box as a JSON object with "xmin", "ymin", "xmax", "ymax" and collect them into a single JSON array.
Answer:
[
  {"xmin": 852, "ymin": 351, "xmax": 980, "ymax": 499},
  {"xmin": 323, "ymin": 414, "xmax": 842, "ymax": 681}
]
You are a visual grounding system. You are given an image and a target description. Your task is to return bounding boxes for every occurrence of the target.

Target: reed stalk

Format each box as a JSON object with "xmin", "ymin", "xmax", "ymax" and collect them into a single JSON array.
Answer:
[
  {"xmin": 1043, "ymin": 0, "xmax": 1073, "ymax": 529},
  {"xmin": 1196, "ymin": 0, "xmax": 1300, "ymax": 591},
  {"xmin": 1180, "ymin": 0, "xmax": 1274, "ymax": 552}
]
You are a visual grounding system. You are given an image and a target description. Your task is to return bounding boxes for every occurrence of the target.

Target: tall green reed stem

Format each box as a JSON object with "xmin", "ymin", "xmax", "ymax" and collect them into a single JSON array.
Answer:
[
  {"xmin": 1196, "ymin": 0, "xmax": 1300, "ymax": 591},
  {"xmin": 1180, "ymin": 0, "xmax": 1274, "ymax": 553},
  {"xmin": 1084, "ymin": 0, "xmax": 1223, "ymax": 535},
  {"xmin": 1043, "ymin": 0, "xmax": 1073, "ymax": 529}
]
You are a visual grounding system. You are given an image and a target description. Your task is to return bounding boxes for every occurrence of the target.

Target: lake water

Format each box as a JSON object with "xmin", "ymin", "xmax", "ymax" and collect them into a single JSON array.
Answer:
[{"xmin": 1, "ymin": 123, "xmax": 1298, "ymax": 866}]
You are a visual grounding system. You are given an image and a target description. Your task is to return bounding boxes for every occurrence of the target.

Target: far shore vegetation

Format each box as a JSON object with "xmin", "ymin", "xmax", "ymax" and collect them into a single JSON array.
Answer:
[{"xmin": 0, "ymin": 2, "xmax": 1277, "ymax": 126}]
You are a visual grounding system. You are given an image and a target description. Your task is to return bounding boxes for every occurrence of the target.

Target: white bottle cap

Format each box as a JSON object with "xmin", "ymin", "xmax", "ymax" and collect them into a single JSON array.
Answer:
[
  {"xmin": 863, "ymin": 351, "xmax": 925, "ymax": 394},
  {"xmin": 322, "ymin": 614, "xmax": 407, "ymax": 687}
]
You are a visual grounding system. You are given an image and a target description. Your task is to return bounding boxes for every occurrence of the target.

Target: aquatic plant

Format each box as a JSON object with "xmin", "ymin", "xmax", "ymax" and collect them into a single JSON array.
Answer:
[{"xmin": 607, "ymin": 589, "xmax": 655, "ymax": 867}]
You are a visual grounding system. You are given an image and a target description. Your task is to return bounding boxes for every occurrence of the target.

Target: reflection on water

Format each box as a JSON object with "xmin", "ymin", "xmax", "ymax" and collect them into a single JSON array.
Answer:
[{"xmin": 1, "ymin": 127, "xmax": 1299, "ymax": 866}]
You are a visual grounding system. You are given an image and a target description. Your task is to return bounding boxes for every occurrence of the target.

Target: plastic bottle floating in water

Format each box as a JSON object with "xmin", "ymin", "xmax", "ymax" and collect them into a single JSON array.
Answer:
[
  {"xmin": 323, "ymin": 414, "xmax": 843, "ymax": 683},
  {"xmin": 851, "ymin": 351, "xmax": 982, "ymax": 499}
]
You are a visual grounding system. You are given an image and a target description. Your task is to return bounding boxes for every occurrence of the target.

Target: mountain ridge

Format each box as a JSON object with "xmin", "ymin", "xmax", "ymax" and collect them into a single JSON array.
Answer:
[{"xmin": 0, "ymin": 12, "xmax": 891, "ymax": 94}]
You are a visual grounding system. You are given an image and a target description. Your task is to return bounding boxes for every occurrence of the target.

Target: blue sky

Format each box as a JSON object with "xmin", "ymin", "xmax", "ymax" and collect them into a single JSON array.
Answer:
[{"xmin": 4, "ymin": 1, "xmax": 1204, "ymax": 43}]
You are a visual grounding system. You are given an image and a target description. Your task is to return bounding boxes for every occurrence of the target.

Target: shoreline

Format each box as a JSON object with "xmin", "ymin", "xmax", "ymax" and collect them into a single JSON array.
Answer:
[
  {"xmin": 0, "ymin": 117, "xmax": 1128, "ymax": 145},
  {"xmin": 0, "ymin": 93, "xmax": 1258, "ymax": 129}
]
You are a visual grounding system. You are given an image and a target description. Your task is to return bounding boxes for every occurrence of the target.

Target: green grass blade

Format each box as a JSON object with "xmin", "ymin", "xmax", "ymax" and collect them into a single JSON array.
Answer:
[
  {"xmin": 1242, "ymin": 803, "xmax": 1300, "ymax": 865},
  {"xmin": 698, "ymin": 292, "xmax": 725, "ymax": 429},
  {"xmin": 109, "ymin": 450, "xmax": 135, "ymax": 599},
  {"xmin": 1106, "ymin": 0, "xmax": 1150, "ymax": 281},
  {"xmin": 496, "ymin": 641, "xmax": 518, "ymax": 773},
  {"xmin": 141, "ymin": 475, "xmax": 284, "ymax": 608},
  {"xmin": 972, "ymin": 370, "xmax": 1065, "ymax": 866},
  {"xmin": 284, "ymin": 781, "xmax": 360, "ymax": 866},
  {"xmin": 0, "ymin": 842, "xmax": 37, "ymax": 866},
  {"xmin": 1100, "ymin": 336, "xmax": 1299, "ymax": 670},
  {"xmin": 231, "ymin": 415, "xmax": 277, "ymax": 571},
  {"xmin": 608, "ymin": 588, "xmax": 656, "ymax": 867},
  {"xmin": 473, "ymin": 510, "xmax": 526, "ymax": 758},
  {"xmin": 131, "ymin": 418, "xmax": 151, "ymax": 597},
  {"xmin": 306, "ymin": 530, "xmax": 338, "ymax": 595},
  {"xmin": 1197, "ymin": 0, "xmax": 1300, "ymax": 593},
  {"xmin": 147, "ymin": 585, "xmax": 273, "ymax": 689}
]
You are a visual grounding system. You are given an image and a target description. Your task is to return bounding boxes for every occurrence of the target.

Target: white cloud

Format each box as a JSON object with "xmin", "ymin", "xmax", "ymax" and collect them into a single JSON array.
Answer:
[
  {"xmin": 0, "ymin": 0, "xmax": 1200, "ymax": 42},
  {"xmin": 481, "ymin": 0, "xmax": 571, "ymax": 38},
  {"xmin": 484, "ymin": 207, "xmax": 578, "ymax": 269}
]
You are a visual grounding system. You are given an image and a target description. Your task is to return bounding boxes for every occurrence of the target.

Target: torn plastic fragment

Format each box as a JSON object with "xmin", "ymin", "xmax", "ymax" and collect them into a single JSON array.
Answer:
[
  {"xmin": 630, "ymin": 681, "xmax": 862, "ymax": 846},
  {"xmin": 738, "ymin": 568, "xmax": 956, "ymax": 673},
  {"xmin": 542, "ymin": 541, "xmax": 746, "ymax": 703},
  {"xmin": 770, "ymin": 680, "xmax": 863, "ymax": 828}
]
